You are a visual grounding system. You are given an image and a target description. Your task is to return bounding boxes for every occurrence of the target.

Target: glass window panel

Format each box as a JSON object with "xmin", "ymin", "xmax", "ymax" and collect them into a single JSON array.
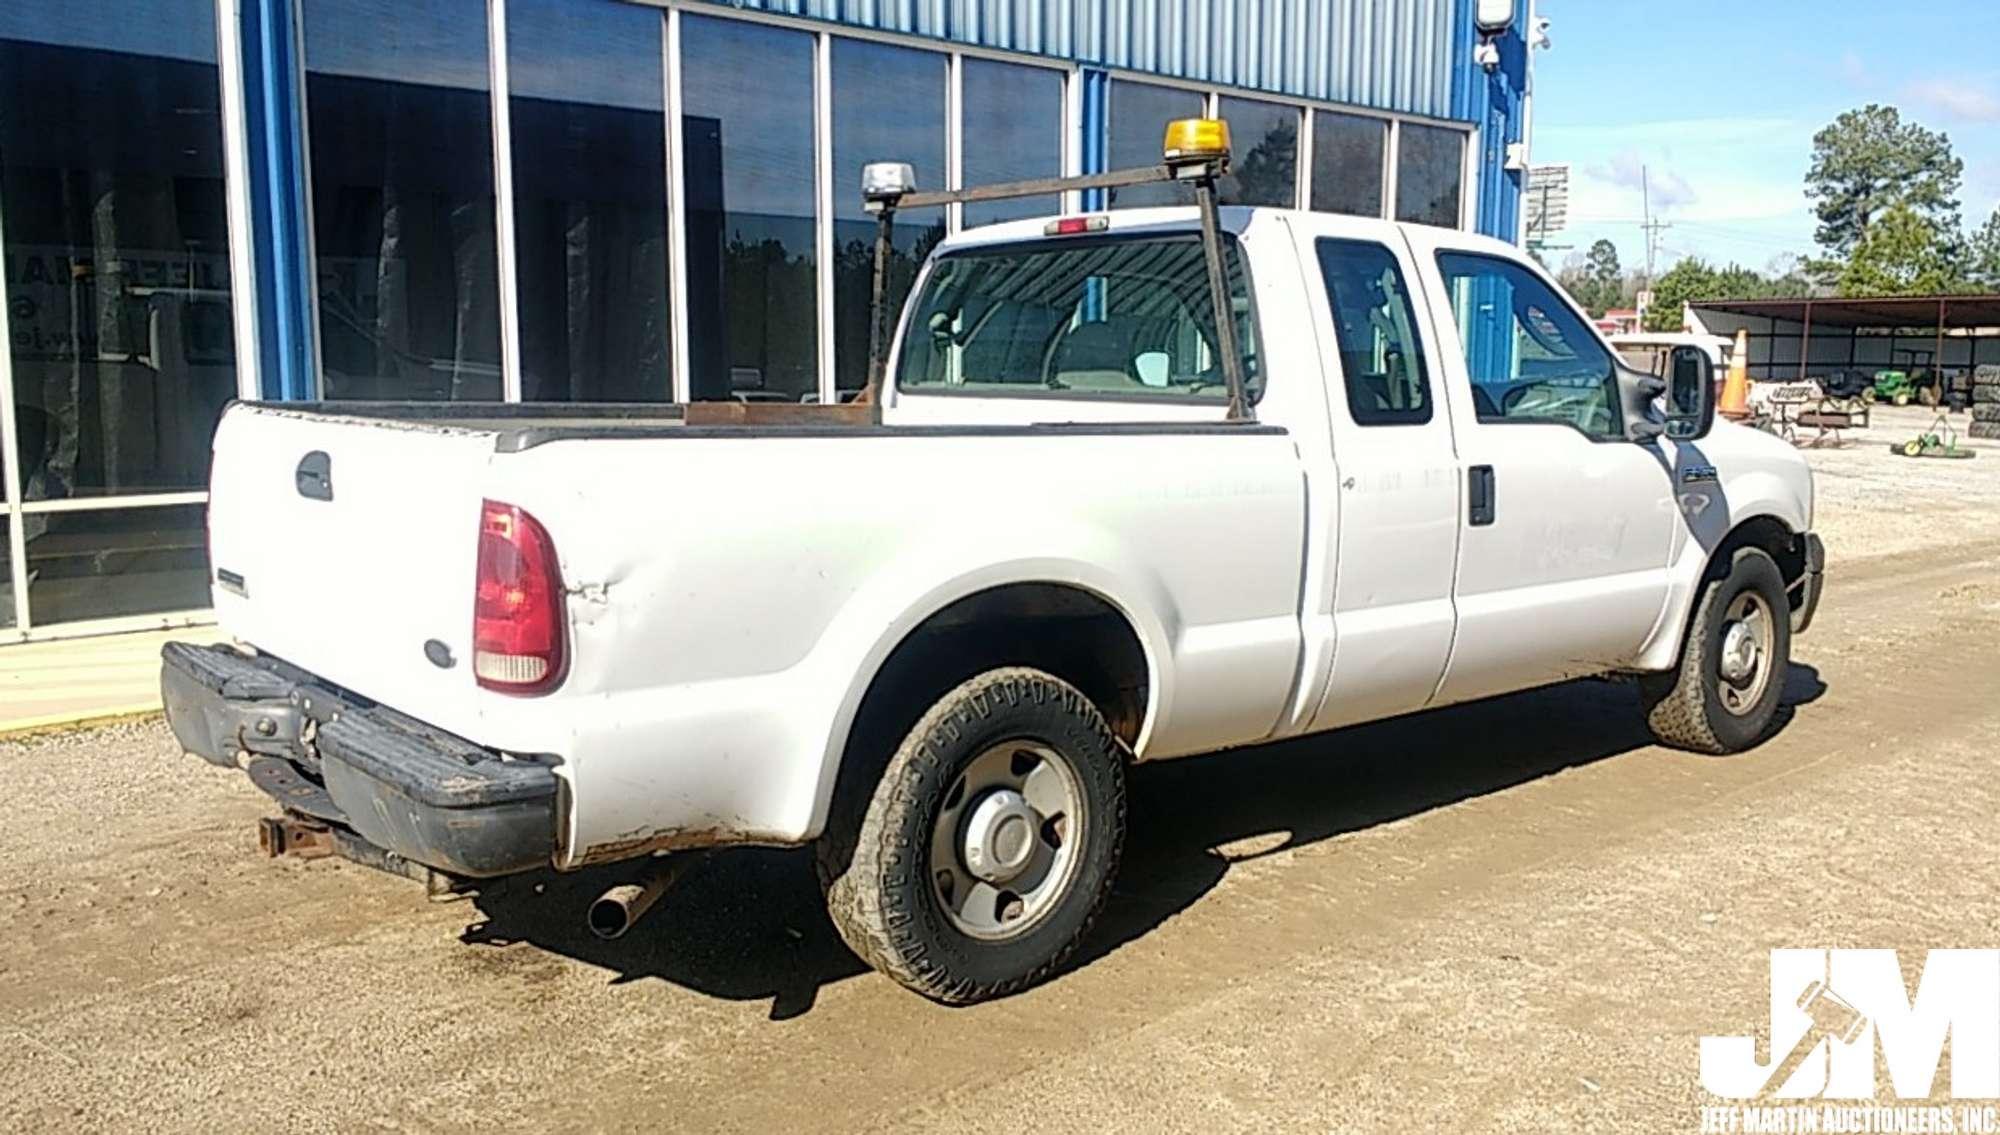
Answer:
[
  {"xmin": 23, "ymin": 504, "xmax": 211, "ymax": 624},
  {"xmin": 1216, "ymin": 97, "xmax": 1297, "ymax": 208},
  {"xmin": 1, "ymin": 1, "xmax": 239, "ymax": 502},
  {"xmin": 1437, "ymin": 251, "xmax": 1621, "ymax": 440},
  {"xmin": 831, "ymin": 39, "xmax": 946, "ymax": 400},
  {"xmin": 1315, "ymin": 239, "xmax": 1431, "ymax": 426},
  {"xmin": 680, "ymin": 15, "xmax": 817, "ymax": 403},
  {"xmin": 960, "ymin": 59, "xmax": 1064, "ymax": 227},
  {"xmin": 897, "ymin": 234, "xmax": 1261, "ymax": 403},
  {"xmin": 506, "ymin": 0, "xmax": 669, "ymax": 402},
  {"xmin": 1395, "ymin": 122, "xmax": 1465, "ymax": 229},
  {"xmin": 305, "ymin": 0, "xmax": 502, "ymax": 401},
  {"xmin": 1106, "ymin": 80, "xmax": 1203, "ymax": 209},
  {"xmin": 0, "ymin": 524, "xmax": 13, "ymax": 629},
  {"xmin": 1310, "ymin": 111, "xmax": 1386, "ymax": 218}
]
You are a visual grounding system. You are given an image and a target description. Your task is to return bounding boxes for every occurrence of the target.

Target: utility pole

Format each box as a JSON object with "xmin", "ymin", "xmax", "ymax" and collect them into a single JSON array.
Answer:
[{"xmin": 1637, "ymin": 165, "xmax": 1672, "ymax": 328}]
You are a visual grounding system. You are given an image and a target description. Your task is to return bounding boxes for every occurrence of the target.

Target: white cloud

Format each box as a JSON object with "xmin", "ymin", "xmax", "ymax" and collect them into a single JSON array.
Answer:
[
  {"xmin": 1905, "ymin": 78, "xmax": 2000, "ymax": 123},
  {"xmin": 1589, "ymin": 150, "xmax": 1696, "ymax": 210}
]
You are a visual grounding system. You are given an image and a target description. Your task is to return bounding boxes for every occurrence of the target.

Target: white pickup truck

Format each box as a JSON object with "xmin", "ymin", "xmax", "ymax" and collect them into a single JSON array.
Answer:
[{"xmin": 163, "ymin": 128, "xmax": 1821, "ymax": 1005}]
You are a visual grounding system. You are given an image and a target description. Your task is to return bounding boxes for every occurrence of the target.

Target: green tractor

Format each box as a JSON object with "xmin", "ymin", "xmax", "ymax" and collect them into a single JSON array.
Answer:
[{"xmin": 1863, "ymin": 369, "xmax": 1917, "ymax": 406}]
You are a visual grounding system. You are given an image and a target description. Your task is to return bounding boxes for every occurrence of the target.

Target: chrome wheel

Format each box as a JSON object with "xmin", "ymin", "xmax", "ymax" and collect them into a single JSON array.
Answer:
[
  {"xmin": 929, "ymin": 740, "xmax": 1083, "ymax": 941},
  {"xmin": 1716, "ymin": 591, "xmax": 1775, "ymax": 716}
]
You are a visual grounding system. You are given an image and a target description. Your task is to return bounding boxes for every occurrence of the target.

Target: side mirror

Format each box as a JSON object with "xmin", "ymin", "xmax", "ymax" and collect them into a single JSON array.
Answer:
[{"xmin": 1665, "ymin": 345, "xmax": 1717, "ymax": 441}]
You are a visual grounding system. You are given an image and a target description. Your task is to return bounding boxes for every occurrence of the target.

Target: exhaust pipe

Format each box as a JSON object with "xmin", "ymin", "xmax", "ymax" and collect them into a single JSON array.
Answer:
[{"xmin": 587, "ymin": 856, "xmax": 695, "ymax": 941}]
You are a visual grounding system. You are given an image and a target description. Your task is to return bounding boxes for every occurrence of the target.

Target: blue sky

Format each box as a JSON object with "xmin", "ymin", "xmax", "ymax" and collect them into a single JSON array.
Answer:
[{"xmin": 1532, "ymin": 0, "xmax": 2000, "ymax": 279}]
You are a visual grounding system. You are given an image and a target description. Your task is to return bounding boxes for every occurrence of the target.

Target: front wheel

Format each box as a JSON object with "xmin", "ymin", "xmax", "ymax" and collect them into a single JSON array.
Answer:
[
  {"xmin": 821, "ymin": 667, "xmax": 1126, "ymax": 1004},
  {"xmin": 1640, "ymin": 546, "xmax": 1792, "ymax": 754}
]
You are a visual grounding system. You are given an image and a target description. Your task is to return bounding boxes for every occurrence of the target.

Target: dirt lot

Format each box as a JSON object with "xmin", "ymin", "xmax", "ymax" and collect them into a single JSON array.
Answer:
[{"xmin": 6, "ymin": 409, "xmax": 2000, "ymax": 1133}]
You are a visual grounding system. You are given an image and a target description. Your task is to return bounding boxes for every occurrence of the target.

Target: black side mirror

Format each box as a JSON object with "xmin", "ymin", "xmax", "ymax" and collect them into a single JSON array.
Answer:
[{"xmin": 1665, "ymin": 345, "xmax": 1717, "ymax": 441}]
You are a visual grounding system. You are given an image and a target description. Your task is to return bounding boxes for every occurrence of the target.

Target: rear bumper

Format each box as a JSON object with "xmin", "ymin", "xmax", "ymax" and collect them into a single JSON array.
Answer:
[
  {"xmin": 161, "ymin": 642, "xmax": 558, "ymax": 878},
  {"xmin": 1793, "ymin": 532, "xmax": 1825, "ymax": 635}
]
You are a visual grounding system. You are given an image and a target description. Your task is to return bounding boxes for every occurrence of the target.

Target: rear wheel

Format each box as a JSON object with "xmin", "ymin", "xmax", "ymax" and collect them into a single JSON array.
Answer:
[
  {"xmin": 820, "ymin": 667, "xmax": 1126, "ymax": 1004},
  {"xmin": 1641, "ymin": 546, "xmax": 1791, "ymax": 754}
]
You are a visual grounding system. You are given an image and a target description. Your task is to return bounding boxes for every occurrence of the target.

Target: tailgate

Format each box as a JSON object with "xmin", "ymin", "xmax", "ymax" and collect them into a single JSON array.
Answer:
[{"xmin": 206, "ymin": 404, "xmax": 499, "ymax": 724}]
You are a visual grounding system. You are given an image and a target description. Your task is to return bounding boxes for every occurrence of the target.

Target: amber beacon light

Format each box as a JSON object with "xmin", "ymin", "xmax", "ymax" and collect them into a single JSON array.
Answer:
[{"xmin": 1162, "ymin": 117, "xmax": 1232, "ymax": 168}]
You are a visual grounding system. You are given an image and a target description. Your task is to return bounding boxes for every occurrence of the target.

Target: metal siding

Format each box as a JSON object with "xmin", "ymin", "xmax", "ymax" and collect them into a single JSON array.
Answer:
[
  {"xmin": 1458, "ymin": 0, "xmax": 1526, "ymax": 241},
  {"xmin": 693, "ymin": 0, "xmax": 1466, "ymax": 119}
]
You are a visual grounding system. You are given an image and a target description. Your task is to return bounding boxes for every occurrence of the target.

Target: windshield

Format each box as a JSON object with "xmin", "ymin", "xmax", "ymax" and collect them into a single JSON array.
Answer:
[{"xmin": 894, "ymin": 233, "xmax": 1260, "ymax": 402}]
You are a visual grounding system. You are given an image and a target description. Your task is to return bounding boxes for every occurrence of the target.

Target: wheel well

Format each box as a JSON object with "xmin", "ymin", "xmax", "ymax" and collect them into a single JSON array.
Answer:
[
  {"xmin": 1712, "ymin": 516, "xmax": 1808, "ymax": 615},
  {"xmin": 826, "ymin": 583, "xmax": 1149, "ymax": 834}
]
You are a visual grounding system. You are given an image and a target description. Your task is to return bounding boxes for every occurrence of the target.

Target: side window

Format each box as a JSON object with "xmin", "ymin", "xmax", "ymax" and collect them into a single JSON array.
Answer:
[
  {"xmin": 1436, "ymin": 252, "xmax": 1622, "ymax": 440},
  {"xmin": 1614, "ymin": 344, "xmax": 1668, "ymax": 377},
  {"xmin": 1315, "ymin": 238, "xmax": 1432, "ymax": 425}
]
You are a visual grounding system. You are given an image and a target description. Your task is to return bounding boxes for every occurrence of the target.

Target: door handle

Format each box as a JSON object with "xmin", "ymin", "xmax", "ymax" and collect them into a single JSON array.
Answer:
[
  {"xmin": 1467, "ymin": 465, "xmax": 1495, "ymax": 526},
  {"xmin": 296, "ymin": 450, "xmax": 333, "ymax": 501}
]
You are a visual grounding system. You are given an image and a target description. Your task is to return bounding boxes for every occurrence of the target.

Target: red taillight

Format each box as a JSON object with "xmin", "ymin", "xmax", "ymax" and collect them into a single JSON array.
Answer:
[{"xmin": 473, "ymin": 499, "xmax": 565, "ymax": 695}]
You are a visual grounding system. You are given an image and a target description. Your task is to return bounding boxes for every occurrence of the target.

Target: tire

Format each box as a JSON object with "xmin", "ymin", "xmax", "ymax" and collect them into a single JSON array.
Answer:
[
  {"xmin": 1640, "ymin": 546, "xmax": 1792, "ymax": 754},
  {"xmin": 1862, "ymin": 387, "xmax": 1878, "ymax": 404},
  {"xmin": 1971, "ymin": 422, "xmax": 2000, "ymax": 440},
  {"xmin": 1974, "ymin": 385, "xmax": 2000, "ymax": 404},
  {"xmin": 1893, "ymin": 390, "xmax": 1911, "ymax": 406},
  {"xmin": 820, "ymin": 667, "xmax": 1126, "ymax": 1005},
  {"xmin": 1974, "ymin": 364, "xmax": 2000, "ymax": 385},
  {"xmin": 1972, "ymin": 404, "xmax": 2000, "ymax": 423}
]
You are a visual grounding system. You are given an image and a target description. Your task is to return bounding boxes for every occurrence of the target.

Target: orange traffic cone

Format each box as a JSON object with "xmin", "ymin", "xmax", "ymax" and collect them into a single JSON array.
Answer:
[{"xmin": 1719, "ymin": 327, "xmax": 1751, "ymax": 419}]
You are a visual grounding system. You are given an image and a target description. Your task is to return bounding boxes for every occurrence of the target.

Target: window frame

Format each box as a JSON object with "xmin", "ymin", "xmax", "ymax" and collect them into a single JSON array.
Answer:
[
  {"xmin": 891, "ymin": 230, "xmax": 1267, "ymax": 408},
  {"xmin": 1434, "ymin": 249, "xmax": 1628, "ymax": 444},
  {"xmin": 1314, "ymin": 237, "xmax": 1435, "ymax": 428}
]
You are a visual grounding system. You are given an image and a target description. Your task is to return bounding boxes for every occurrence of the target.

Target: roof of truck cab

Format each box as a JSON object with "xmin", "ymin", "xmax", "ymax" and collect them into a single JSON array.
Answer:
[{"xmin": 937, "ymin": 205, "xmax": 1517, "ymax": 257}]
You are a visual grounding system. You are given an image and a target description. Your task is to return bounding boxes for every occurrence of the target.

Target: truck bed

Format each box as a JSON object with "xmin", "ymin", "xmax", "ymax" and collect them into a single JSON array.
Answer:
[{"xmin": 246, "ymin": 400, "xmax": 1282, "ymax": 451}]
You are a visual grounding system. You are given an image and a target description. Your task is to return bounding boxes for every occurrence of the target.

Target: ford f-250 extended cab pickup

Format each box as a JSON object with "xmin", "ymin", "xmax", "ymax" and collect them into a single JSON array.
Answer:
[{"xmin": 163, "ymin": 122, "xmax": 1822, "ymax": 1005}]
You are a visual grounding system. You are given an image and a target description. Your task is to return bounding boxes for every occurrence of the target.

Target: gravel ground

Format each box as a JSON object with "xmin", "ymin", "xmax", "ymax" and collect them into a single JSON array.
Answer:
[
  {"xmin": 1796, "ymin": 403, "xmax": 2000, "ymax": 561},
  {"xmin": 3, "ymin": 418, "xmax": 1998, "ymax": 1132}
]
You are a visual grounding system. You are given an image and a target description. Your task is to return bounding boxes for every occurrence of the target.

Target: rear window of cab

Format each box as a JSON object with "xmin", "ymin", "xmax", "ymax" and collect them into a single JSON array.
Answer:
[{"xmin": 895, "ymin": 234, "xmax": 1262, "ymax": 403}]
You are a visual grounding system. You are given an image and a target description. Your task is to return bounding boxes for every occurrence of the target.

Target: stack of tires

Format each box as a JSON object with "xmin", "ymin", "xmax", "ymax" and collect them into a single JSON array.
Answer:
[{"xmin": 1976, "ymin": 365, "xmax": 2000, "ymax": 440}]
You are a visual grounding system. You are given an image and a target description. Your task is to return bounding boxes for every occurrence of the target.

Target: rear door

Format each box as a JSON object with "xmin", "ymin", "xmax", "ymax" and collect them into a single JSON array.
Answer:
[
  {"xmin": 1403, "ymin": 229, "xmax": 1677, "ymax": 705},
  {"xmin": 205, "ymin": 404, "xmax": 497, "ymax": 723},
  {"xmin": 1287, "ymin": 217, "xmax": 1464, "ymax": 731}
]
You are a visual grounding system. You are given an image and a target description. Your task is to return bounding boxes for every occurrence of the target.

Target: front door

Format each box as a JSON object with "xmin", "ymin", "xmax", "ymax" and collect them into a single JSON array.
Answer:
[{"xmin": 1406, "ymin": 231, "xmax": 1677, "ymax": 706}]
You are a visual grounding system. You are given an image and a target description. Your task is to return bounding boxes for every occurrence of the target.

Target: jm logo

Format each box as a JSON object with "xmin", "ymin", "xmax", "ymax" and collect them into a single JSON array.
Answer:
[{"xmin": 1701, "ymin": 949, "xmax": 2000, "ymax": 1099}]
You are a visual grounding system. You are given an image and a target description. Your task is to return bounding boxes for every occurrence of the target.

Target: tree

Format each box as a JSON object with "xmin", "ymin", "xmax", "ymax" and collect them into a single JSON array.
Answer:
[
  {"xmin": 1638, "ymin": 254, "xmax": 1816, "ymax": 332},
  {"xmin": 1643, "ymin": 258, "xmax": 1719, "ymax": 332},
  {"xmin": 1968, "ymin": 208, "xmax": 2000, "ymax": 291},
  {"xmin": 1805, "ymin": 105, "xmax": 1963, "ymax": 260},
  {"xmin": 1837, "ymin": 203, "xmax": 1960, "ymax": 296},
  {"xmin": 1581, "ymin": 239, "xmax": 1621, "ymax": 316},
  {"xmin": 1586, "ymin": 239, "xmax": 1621, "ymax": 289}
]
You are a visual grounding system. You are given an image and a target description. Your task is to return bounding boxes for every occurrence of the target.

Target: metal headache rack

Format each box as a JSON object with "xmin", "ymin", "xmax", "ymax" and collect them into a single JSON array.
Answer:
[{"xmin": 859, "ymin": 116, "xmax": 1254, "ymax": 423}]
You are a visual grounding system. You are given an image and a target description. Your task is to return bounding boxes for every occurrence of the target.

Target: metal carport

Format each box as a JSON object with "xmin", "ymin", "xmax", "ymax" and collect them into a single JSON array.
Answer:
[{"xmin": 1688, "ymin": 294, "xmax": 2000, "ymax": 389}]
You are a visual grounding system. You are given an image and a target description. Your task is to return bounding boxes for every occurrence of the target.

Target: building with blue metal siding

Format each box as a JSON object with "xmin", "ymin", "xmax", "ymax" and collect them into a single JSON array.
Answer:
[{"xmin": 0, "ymin": 0, "xmax": 1526, "ymax": 640}]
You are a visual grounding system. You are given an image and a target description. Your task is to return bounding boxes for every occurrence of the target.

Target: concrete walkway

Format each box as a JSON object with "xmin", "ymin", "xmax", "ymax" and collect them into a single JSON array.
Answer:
[{"xmin": 0, "ymin": 625, "xmax": 226, "ymax": 737}]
